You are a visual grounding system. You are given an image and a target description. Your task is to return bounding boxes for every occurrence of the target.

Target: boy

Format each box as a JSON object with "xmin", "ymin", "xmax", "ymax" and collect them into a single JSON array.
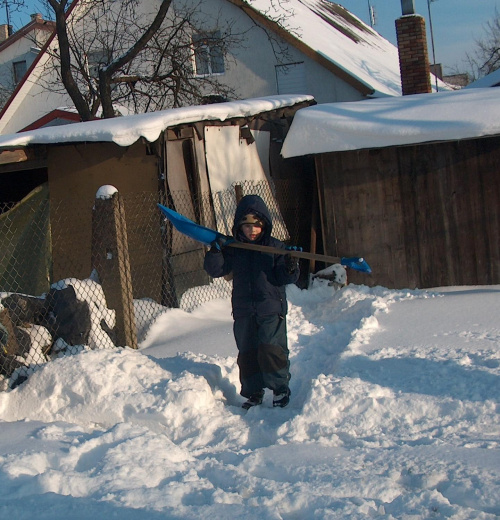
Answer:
[{"xmin": 203, "ymin": 195, "xmax": 299, "ymax": 409}]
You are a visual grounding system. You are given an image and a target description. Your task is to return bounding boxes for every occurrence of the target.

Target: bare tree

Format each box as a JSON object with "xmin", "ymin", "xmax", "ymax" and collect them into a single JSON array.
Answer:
[
  {"xmin": 465, "ymin": 8, "xmax": 500, "ymax": 80},
  {"xmin": 0, "ymin": 83, "xmax": 12, "ymax": 109},
  {"xmin": 16, "ymin": 0, "xmax": 298, "ymax": 120},
  {"xmin": 38, "ymin": 0, "xmax": 245, "ymax": 120}
]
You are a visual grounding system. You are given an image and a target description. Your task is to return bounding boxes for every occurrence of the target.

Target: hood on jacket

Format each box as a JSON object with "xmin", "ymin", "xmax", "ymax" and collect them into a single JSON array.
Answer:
[{"xmin": 232, "ymin": 195, "xmax": 272, "ymax": 242}]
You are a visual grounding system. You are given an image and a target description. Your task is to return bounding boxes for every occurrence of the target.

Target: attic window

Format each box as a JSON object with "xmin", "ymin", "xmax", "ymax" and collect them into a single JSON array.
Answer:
[
  {"xmin": 87, "ymin": 50, "xmax": 109, "ymax": 79},
  {"xmin": 192, "ymin": 31, "xmax": 225, "ymax": 76},
  {"xmin": 13, "ymin": 60, "xmax": 27, "ymax": 84},
  {"xmin": 276, "ymin": 62, "xmax": 307, "ymax": 95}
]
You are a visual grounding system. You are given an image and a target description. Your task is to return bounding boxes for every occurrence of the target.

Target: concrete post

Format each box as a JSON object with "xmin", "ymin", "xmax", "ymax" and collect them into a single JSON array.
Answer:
[{"xmin": 91, "ymin": 186, "xmax": 137, "ymax": 349}]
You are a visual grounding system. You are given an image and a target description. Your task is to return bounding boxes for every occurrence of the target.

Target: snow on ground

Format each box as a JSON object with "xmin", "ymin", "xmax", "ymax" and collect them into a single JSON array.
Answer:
[{"xmin": 0, "ymin": 281, "xmax": 499, "ymax": 519}]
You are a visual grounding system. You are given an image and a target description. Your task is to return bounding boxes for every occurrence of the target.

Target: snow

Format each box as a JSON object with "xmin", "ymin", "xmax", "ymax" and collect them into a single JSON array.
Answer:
[
  {"xmin": 466, "ymin": 69, "xmax": 500, "ymax": 89},
  {"xmin": 281, "ymin": 88, "xmax": 500, "ymax": 157},
  {"xmin": 95, "ymin": 185, "xmax": 118, "ymax": 200},
  {"xmin": 0, "ymin": 94, "xmax": 313, "ymax": 149},
  {"xmin": 1, "ymin": 280, "xmax": 499, "ymax": 519},
  {"xmin": 312, "ymin": 263, "xmax": 347, "ymax": 286}
]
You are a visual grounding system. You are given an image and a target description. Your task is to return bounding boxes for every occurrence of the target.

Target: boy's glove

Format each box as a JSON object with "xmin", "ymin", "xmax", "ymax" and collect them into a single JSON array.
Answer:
[
  {"xmin": 209, "ymin": 235, "xmax": 233, "ymax": 253},
  {"xmin": 284, "ymin": 245, "xmax": 302, "ymax": 274}
]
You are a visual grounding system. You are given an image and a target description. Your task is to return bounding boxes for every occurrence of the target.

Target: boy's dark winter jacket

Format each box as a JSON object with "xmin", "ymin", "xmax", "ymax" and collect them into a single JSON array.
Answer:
[{"xmin": 203, "ymin": 195, "xmax": 299, "ymax": 318}]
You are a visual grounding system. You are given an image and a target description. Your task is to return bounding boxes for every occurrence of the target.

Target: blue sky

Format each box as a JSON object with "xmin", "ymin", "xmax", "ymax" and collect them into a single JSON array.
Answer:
[
  {"xmin": 341, "ymin": 0, "xmax": 499, "ymax": 73},
  {"xmin": 3, "ymin": 0, "xmax": 499, "ymax": 73}
]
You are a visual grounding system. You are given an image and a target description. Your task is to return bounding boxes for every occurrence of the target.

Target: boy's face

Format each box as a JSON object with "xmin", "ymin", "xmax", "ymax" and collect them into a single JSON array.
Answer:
[{"xmin": 241, "ymin": 223, "xmax": 263, "ymax": 241}]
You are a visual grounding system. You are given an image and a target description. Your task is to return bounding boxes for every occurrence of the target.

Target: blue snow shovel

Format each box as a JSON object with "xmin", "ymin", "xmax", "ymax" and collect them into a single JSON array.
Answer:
[{"xmin": 158, "ymin": 204, "xmax": 371, "ymax": 274}]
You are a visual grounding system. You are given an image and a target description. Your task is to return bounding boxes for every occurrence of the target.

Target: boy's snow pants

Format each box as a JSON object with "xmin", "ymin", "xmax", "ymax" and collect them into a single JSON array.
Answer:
[{"xmin": 233, "ymin": 313, "xmax": 290, "ymax": 398}]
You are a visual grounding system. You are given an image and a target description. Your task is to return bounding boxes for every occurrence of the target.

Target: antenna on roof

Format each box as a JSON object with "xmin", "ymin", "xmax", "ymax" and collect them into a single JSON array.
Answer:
[
  {"xmin": 427, "ymin": 0, "xmax": 439, "ymax": 92},
  {"xmin": 367, "ymin": 0, "xmax": 376, "ymax": 27},
  {"xmin": 3, "ymin": 0, "xmax": 12, "ymax": 33},
  {"xmin": 370, "ymin": 4, "xmax": 377, "ymax": 26}
]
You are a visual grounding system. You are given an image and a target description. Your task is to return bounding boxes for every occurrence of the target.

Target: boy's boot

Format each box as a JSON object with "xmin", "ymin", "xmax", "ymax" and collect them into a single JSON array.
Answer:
[
  {"xmin": 273, "ymin": 388, "xmax": 291, "ymax": 408},
  {"xmin": 242, "ymin": 390, "xmax": 265, "ymax": 410}
]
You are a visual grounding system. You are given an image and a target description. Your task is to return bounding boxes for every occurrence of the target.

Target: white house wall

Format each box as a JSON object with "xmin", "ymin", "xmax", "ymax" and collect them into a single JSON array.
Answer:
[
  {"xmin": 183, "ymin": 0, "xmax": 364, "ymax": 103},
  {"xmin": 0, "ymin": 28, "xmax": 47, "ymax": 93},
  {"xmin": 0, "ymin": 50, "xmax": 72, "ymax": 134}
]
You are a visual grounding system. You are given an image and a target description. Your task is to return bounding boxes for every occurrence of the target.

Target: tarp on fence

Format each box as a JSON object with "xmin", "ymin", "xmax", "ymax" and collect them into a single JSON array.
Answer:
[{"xmin": 0, "ymin": 183, "xmax": 51, "ymax": 296}]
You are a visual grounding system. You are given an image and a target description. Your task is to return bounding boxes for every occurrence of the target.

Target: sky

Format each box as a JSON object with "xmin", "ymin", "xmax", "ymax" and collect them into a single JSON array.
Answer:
[
  {"xmin": 1, "ymin": 274, "xmax": 499, "ymax": 519},
  {"xmin": 340, "ymin": 0, "xmax": 500, "ymax": 73}
]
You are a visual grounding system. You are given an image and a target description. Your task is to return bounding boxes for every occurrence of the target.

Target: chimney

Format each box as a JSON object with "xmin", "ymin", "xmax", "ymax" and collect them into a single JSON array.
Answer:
[
  {"xmin": 0, "ymin": 24, "xmax": 11, "ymax": 43},
  {"xmin": 396, "ymin": 1, "xmax": 432, "ymax": 95}
]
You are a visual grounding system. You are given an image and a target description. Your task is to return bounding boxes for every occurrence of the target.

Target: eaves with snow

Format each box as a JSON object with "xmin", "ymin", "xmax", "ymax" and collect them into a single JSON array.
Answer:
[
  {"xmin": 0, "ymin": 95, "xmax": 314, "ymax": 149},
  {"xmin": 281, "ymin": 88, "xmax": 500, "ymax": 158}
]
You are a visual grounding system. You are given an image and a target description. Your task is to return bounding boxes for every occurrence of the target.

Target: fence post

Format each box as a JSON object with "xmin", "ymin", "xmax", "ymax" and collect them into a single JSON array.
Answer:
[
  {"xmin": 91, "ymin": 186, "xmax": 138, "ymax": 349},
  {"xmin": 235, "ymin": 184, "xmax": 243, "ymax": 204}
]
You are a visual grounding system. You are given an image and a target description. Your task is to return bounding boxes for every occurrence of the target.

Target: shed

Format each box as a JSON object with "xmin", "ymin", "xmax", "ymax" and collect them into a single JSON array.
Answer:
[
  {"xmin": 0, "ymin": 95, "xmax": 314, "ymax": 304},
  {"xmin": 282, "ymin": 88, "xmax": 500, "ymax": 289}
]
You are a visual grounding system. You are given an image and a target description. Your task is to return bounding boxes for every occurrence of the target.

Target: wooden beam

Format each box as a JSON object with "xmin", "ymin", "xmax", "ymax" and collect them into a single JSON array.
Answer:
[
  {"xmin": 0, "ymin": 147, "xmax": 47, "ymax": 172},
  {"xmin": 0, "ymin": 159, "xmax": 47, "ymax": 174},
  {"xmin": 0, "ymin": 149, "xmax": 29, "ymax": 165}
]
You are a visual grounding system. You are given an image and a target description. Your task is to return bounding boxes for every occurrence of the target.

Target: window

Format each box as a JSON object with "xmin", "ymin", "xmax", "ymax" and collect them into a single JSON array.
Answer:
[
  {"xmin": 13, "ymin": 60, "xmax": 27, "ymax": 84},
  {"xmin": 87, "ymin": 50, "xmax": 108, "ymax": 79},
  {"xmin": 275, "ymin": 62, "xmax": 307, "ymax": 95},
  {"xmin": 192, "ymin": 31, "xmax": 224, "ymax": 76}
]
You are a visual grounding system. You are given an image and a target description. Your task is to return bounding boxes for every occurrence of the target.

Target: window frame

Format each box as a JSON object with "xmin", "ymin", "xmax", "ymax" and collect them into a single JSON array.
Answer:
[
  {"xmin": 13, "ymin": 60, "xmax": 27, "ymax": 84},
  {"xmin": 192, "ymin": 31, "xmax": 225, "ymax": 77}
]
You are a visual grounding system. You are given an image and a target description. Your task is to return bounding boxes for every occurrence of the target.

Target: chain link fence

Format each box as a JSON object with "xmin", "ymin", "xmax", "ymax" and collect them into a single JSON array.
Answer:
[{"xmin": 0, "ymin": 179, "xmax": 306, "ymax": 390}]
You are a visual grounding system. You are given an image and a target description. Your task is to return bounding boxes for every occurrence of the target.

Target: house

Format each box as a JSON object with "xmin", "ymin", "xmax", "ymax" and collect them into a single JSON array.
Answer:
[
  {"xmin": 0, "ymin": 14, "xmax": 55, "ymax": 107},
  {"xmin": 281, "ymin": 88, "xmax": 500, "ymax": 289},
  {"xmin": 0, "ymin": 0, "xmax": 408, "ymax": 135}
]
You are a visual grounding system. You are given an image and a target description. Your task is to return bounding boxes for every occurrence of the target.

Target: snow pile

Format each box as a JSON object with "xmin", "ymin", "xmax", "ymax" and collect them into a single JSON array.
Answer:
[
  {"xmin": 0, "ymin": 282, "xmax": 499, "ymax": 519},
  {"xmin": 50, "ymin": 277, "xmax": 116, "ymax": 351}
]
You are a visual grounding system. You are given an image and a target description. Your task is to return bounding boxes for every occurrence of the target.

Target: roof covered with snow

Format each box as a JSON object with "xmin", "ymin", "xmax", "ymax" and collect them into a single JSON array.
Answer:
[
  {"xmin": 281, "ymin": 88, "xmax": 500, "ymax": 157},
  {"xmin": 465, "ymin": 68, "xmax": 500, "ymax": 89},
  {"xmin": 244, "ymin": 0, "xmax": 405, "ymax": 97},
  {"xmin": 0, "ymin": 94, "xmax": 313, "ymax": 149}
]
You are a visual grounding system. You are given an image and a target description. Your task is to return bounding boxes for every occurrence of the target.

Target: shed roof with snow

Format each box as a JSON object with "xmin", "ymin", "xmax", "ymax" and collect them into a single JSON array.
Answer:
[
  {"xmin": 0, "ymin": 94, "xmax": 313, "ymax": 149},
  {"xmin": 465, "ymin": 69, "xmax": 500, "ymax": 89},
  {"xmin": 281, "ymin": 88, "xmax": 500, "ymax": 157}
]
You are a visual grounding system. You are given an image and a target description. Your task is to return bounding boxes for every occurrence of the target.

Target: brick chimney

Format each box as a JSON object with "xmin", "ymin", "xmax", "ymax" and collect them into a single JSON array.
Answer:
[
  {"xmin": 0, "ymin": 24, "xmax": 11, "ymax": 43},
  {"xmin": 396, "ymin": 1, "xmax": 431, "ymax": 95}
]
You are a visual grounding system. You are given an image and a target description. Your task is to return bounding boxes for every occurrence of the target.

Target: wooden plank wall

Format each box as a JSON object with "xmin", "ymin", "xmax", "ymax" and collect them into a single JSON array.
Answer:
[{"xmin": 316, "ymin": 135, "xmax": 500, "ymax": 289}]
